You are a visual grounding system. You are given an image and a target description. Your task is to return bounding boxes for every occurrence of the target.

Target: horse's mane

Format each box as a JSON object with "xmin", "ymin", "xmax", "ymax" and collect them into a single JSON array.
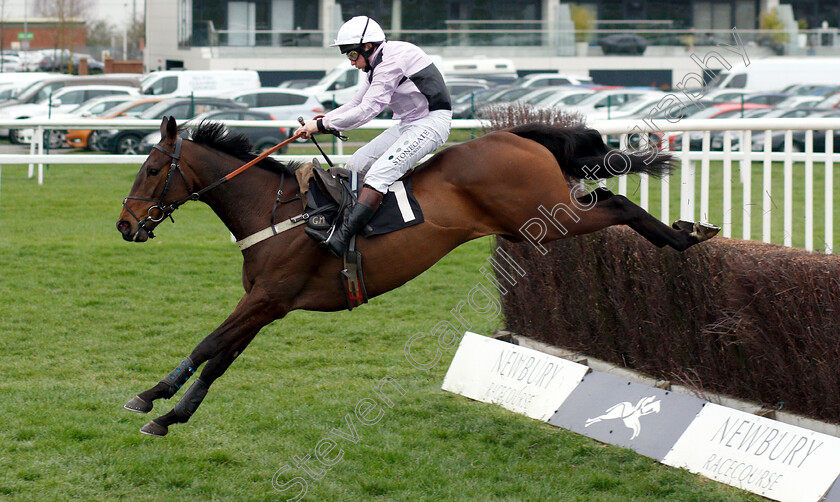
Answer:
[{"xmin": 184, "ymin": 120, "xmax": 301, "ymax": 176}]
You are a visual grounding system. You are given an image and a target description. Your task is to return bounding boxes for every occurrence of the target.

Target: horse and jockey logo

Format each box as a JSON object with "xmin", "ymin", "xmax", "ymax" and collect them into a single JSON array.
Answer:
[{"xmin": 584, "ymin": 396, "xmax": 662, "ymax": 440}]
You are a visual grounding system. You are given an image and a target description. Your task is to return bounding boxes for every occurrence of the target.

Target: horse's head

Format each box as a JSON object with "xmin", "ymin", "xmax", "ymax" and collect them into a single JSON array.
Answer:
[{"xmin": 117, "ymin": 116, "xmax": 195, "ymax": 242}]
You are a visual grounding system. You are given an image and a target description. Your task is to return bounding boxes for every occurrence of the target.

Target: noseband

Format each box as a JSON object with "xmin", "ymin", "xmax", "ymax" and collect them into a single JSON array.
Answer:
[{"xmin": 122, "ymin": 137, "xmax": 196, "ymax": 239}]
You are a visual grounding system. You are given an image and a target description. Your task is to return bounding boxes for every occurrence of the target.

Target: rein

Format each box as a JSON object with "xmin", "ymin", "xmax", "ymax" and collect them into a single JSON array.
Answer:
[{"xmin": 122, "ymin": 133, "xmax": 300, "ymax": 241}]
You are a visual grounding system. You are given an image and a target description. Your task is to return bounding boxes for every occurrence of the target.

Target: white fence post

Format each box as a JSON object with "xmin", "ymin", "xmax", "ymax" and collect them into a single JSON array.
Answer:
[
  {"xmin": 805, "ymin": 130, "xmax": 814, "ymax": 252},
  {"xmin": 826, "ymin": 132, "xmax": 834, "ymax": 254},
  {"xmin": 722, "ymin": 130, "xmax": 732, "ymax": 238},
  {"xmin": 783, "ymin": 130, "xmax": 793, "ymax": 247},
  {"xmin": 762, "ymin": 130, "xmax": 773, "ymax": 244},
  {"xmin": 680, "ymin": 131, "xmax": 693, "ymax": 222},
  {"xmin": 741, "ymin": 130, "xmax": 752, "ymax": 241}
]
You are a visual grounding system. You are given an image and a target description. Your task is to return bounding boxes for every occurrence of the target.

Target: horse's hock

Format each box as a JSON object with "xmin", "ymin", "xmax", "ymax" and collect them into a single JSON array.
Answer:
[{"xmin": 497, "ymin": 228, "xmax": 840, "ymax": 424}]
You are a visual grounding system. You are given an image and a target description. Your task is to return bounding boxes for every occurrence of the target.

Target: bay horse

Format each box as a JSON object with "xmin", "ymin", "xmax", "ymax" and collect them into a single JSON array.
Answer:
[{"xmin": 117, "ymin": 116, "xmax": 719, "ymax": 437}]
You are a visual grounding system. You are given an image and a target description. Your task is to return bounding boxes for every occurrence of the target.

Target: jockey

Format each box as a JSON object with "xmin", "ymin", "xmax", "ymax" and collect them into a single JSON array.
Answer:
[{"xmin": 297, "ymin": 16, "xmax": 452, "ymax": 258}]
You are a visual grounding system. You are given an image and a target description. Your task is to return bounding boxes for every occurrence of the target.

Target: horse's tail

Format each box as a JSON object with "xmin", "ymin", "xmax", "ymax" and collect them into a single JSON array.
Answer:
[{"xmin": 508, "ymin": 123, "xmax": 674, "ymax": 180}]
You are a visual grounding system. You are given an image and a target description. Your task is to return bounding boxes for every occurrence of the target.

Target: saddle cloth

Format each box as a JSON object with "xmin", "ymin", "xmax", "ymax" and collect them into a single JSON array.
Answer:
[{"xmin": 301, "ymin": 165, "xmax": 424, "ymax": 237}]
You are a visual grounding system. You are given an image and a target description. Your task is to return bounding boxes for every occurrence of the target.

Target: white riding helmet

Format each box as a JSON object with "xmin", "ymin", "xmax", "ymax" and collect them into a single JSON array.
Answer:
[{"xmin": 331, "ymin": 16, "xmax": 386, "ymax": 49}]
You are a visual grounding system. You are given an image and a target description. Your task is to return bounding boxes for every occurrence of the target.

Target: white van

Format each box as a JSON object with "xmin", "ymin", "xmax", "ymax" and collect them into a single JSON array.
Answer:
[
  {"xmin": 712, "ymin": 58, "xmax": 840, "ymax": 92},
  {"xmin": 140, "ymin": 70, "xmax": 261, "ymax": 98},
  {"xmin": 440, "ymin": 57, "xmax": 517, "ymax": 85},
  {"xmin": 305, "ymin": 56, "xmax": 446, "ymax": 108}
]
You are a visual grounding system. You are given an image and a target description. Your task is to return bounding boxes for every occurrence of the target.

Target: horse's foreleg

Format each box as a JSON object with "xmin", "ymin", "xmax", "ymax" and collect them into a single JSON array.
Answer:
[
  {"xmin": 125, "ymin": 290, "xmax": 282, "ymax": 436},
  {"xmin": 571, "ymin": 188, "xmax": 719, "ymax": 251},
  {"xmin": 139, "ymin": 328, "xmax": 261, "ymax": 437}
]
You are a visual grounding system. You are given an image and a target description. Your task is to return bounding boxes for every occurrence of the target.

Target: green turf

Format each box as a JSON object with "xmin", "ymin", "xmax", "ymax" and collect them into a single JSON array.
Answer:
[{"xmin": 0, "ymin": 162, "xmax": 763, "ymax": 501}]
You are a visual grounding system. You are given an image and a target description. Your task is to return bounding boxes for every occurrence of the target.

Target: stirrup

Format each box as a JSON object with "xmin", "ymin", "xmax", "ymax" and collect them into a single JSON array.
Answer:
[{"xmin": 305, "ymin": 225, "xmax": 335, "ymax": 244}]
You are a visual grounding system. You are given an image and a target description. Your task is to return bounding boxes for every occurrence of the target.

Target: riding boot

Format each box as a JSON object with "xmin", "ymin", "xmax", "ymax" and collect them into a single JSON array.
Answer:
[{"xmin": 306, "ymin": 187, "xmax": 383, "ymax": 258}]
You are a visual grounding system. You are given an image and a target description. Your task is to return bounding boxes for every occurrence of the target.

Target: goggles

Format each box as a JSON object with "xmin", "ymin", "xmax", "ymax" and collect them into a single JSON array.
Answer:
[{"xmin": 346, "ymin": 49, "xmax": 361, "ymax": 61}]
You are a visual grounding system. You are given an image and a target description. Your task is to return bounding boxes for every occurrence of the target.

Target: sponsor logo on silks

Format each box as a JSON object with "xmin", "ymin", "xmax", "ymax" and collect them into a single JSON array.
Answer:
[
  {"xmin": 584, "ymin": 396, "xmax": 662, "ymax": 440},
  {"xmin": 388, "ymin": 129, "xmax": 432, "ymax": 165}
]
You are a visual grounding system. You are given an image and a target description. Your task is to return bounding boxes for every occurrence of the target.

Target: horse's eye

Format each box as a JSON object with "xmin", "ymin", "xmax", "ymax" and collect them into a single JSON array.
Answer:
[{"xmin": 148, "ymin": 168, "xmax": 160, "ymax": 176}]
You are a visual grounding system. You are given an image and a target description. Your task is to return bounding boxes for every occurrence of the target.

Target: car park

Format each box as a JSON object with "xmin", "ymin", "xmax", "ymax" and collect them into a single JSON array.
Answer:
[
  {"xmin": 216, "ymin": 88, "xmax": 325, "ymax": 122},
  {"xmin": 0, "ymin": 75, "xmax": 141, "ymax": 112},
  {"xmin": 17, "ymin": 94, "xmax": 142, "ymax": 147},
  {"xmin": 745, "ymin": 109, "xmax": 840, "ymax": 152},
  {"xmin": 38, "ymin": 53, "xmax": 105, "ymax": 73},
  {"xmin": 668, "ymin": 103, "xmax": 773, "ymax": 150},
  {"xmin": 562, "ymin": 88, "xmax": 662, "ymax": 117},
  {"xmin": 67, "ymin": 97, "xmax": 165, "ymax": 150},
  {"xmin": 139, "ymin": 109, "xmax": 290, "ymax": 155},
  {"xmin": 95, "ymin": 97, "xmax": 245, "ymax": 154},
  {"xmin": 0, "ymin": 85, "xmax": 140, "ymax": 143}
]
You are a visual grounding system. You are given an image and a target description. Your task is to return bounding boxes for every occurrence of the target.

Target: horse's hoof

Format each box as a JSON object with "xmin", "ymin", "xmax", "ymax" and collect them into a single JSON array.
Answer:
[
  {"xmin": 140, "ymin": 421, "xmax": 168, "ymax": 437},
  {"xmin": 693, "ymin": 222, "xmax": 721, "ymax": 242},
  {"xmin": 672, "ymin": 220, "xmax": 694, "ymax": 232},
  {"xmin": 124, "ymin": 396, "xmax": 153, "ymax": 414}
]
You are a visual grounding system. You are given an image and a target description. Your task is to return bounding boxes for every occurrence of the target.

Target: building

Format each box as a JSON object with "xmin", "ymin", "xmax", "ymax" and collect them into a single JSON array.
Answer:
[
  {"xmin": 145, "ymin": 0, "xmax": 840, "ymax": 87},
  {"xmin": 0, "ymin": 18, "xmax": 87, "ymax": 52}
]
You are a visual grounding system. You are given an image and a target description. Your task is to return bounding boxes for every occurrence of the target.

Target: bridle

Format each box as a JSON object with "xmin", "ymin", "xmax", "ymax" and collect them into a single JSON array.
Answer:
[{"xmin": 122, "ymin": 137, "xmax": 195, "ymax": 240}]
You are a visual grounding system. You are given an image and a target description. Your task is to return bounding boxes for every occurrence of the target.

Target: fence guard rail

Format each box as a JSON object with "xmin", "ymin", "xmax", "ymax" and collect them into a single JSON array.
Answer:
[{"xmin": 1, "ymin": 116, "xmax": 837, "ymax": 254}]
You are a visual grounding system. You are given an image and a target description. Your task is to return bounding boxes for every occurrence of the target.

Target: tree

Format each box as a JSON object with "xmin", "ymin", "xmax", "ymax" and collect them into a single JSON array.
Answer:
[
  {"xmin": 126, "ymin": 17, "xmax": 145, "ymax": 60},
  {"xmin": 35, "ymin": 0, "xmax": 93, "ymax": 71},
  {"xmin": 86, "ymin": 19, "xmax": 117, "ymax": 48}
]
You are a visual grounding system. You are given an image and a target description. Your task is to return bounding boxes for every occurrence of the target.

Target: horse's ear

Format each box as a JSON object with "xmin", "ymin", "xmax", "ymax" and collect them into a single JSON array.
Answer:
[
  {"xmin": 159, "ymin": 116, "xmax": 168, "ymax": 139},
  {"xmin": 166, "ymin": 116, "xmax": 178, "ymax": 141}
]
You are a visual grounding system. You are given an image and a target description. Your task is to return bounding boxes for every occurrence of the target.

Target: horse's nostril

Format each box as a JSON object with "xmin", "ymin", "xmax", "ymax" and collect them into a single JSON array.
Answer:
[{"xmin": 117, "ymin": 220, "xmax": 131, "ymax": 233}]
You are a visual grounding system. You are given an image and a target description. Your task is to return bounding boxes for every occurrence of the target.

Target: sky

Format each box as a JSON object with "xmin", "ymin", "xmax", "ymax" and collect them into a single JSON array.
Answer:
[{"xmin": 1, "ymin": 0, "xmax": 144, "ymax": 28}]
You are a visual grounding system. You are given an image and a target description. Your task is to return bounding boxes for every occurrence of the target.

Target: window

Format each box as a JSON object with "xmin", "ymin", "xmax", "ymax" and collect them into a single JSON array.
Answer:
[
  {"xmin": 165, "ymin": 104, "xmax": 191, "ymax": 119},
  {"xmin": 210, "ymin": 111, "xmax": 239, "ymax": 120},
  {"xmin": 727, "ymin": 74, "xmax": 747, "ymax": 89},
  {"xmin": 147, "ymin": 76, "xmax": 178, "ymax": 95},
  {"xmin": 58, "ymin": 90, "xmax": 87, "ymax": 105},
  {"xmin": 258, "ymin": 92, "xmax": 307, "ymax": 107},
  {"xmin": 234, "ymin": 93, "xmax": 259, "ymax": 107}
]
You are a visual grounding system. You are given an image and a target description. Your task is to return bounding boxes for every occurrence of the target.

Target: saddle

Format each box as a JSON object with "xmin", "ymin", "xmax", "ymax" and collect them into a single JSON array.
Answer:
[{"xmin": 295, "ymin": 160, "xmax": 425, "ymax": 311}]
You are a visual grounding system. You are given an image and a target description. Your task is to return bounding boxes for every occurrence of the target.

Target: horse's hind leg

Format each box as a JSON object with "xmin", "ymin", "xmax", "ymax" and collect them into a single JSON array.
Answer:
[{"xmin": 572, "ymin": 188, "xmax": 719, "ymax": 251}]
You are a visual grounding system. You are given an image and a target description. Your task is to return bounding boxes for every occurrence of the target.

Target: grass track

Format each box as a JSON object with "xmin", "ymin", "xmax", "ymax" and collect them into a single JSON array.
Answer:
[{"xmin": 0, "ymin": 162, "xmax": 763, "ymax": 501}]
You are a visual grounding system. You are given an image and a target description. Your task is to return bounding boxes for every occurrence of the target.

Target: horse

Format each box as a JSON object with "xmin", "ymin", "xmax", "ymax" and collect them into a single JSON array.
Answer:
[{"xmin": 116, "ymin": 116, "xmax": 719, "ymax": 437}]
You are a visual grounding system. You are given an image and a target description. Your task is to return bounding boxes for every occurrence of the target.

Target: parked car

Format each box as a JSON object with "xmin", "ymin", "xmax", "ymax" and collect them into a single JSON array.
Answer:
[
  {"xmin": 445, "ymin": 77, "xmax": 491, "ymax": 99},
  {"xmin": 509, "ymin": 73, "xmax": 593, "ymax": 89},
  {"xmin": 668, "ymin": 103, "xmax": 774, "ymax": 150},
  {"xmin": 745, "ymin": 110, "xmax": 840, "ymax": 152},
  {"xmin": 712, "ymin": 107, "xmax": 827, "ymax": 150},
  {"xmin": 741, "ymin": 93, "xmax": 791, "ymax": 106},
  {"xmin": 216, "ymin": 87, "xmax": 325, "ymax": 122},
  {"xmin": 451, "ymin": 87, "xmax": 509, "ymax": 118},
  {"xmin": 775, "ymin": 95, "xmax": 825, "ymax": 109},
  {"xmin": 95, "ymin": 97, "xmax": 245, "ymax": 154},
  {"xmin": 0, "ymin": 55, "xmax": 24, "ymax": 73},
  {"xmin": 0, "ymin": 75, "xmax": 141, "ymax": 111},
  {"xmin": 278, "ymin": 79, "xmax": 319, "ymax": 89},
  {"xmin": 598, "ymin": 34, "xmax": 647, "ymax": 55},
  {"xmin": 67, "ymin": 97, "xmax": 165, "ymax": 150},
  {"xmin": 0, "ymin": 85, "xmax": 140, "ymax": 143},
  {"xmin": 562, "ymin": 88, "xmax": 661, "ymax": 117},
  {"xmin": 587, "ymin": 92, "xmax": 666, "ymax": 120},
  {"xmin": 533, "ymin": 87, "xmax": 597, "ymax": 107},
  {"xmin": 38, "ymin": 53, "xmax": 105, "ymax": 74},
  {"xmin": 139, "ymin": 109, "xmax": 290, "ymax": 155},
  {"xmin": 17, "ymin": 94, "xmax": 142, "ymax": 148}
]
